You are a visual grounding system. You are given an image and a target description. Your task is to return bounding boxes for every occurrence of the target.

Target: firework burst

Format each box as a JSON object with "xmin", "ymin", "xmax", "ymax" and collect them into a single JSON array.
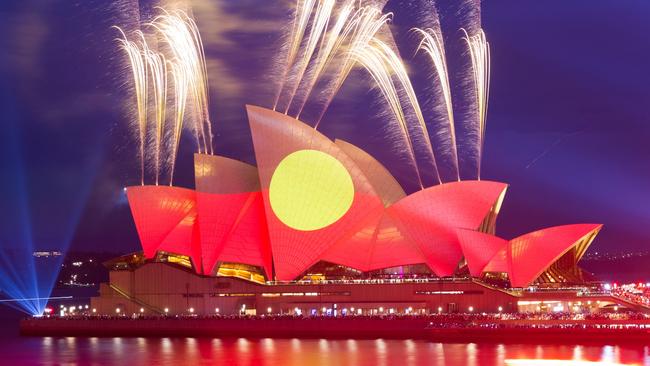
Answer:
[
  {"xmin": 413, "ymin": 27, "xmax": 460, "ymax": 181},
  {"xmin": 462, "ymin": 28, "xmax": 490, "ymax": 179}
]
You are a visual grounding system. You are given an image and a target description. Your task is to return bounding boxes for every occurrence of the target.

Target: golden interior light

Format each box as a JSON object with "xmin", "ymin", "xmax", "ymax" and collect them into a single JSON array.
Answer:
[{"xmin": 269, "ymin": 149, "xmax": 354, "ymax": 231}]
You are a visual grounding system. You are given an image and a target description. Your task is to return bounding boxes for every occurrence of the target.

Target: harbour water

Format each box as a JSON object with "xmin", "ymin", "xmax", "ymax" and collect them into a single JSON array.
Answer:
[{"xmin": 2, "ymin": 314, "xmax": 649, "ymax": 365}]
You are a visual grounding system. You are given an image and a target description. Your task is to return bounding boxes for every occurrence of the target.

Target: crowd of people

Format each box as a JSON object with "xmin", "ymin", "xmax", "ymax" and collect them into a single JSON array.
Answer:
[
  {"xmin": 40, "ymin": 310, "xmax": 650, "ymax": 325},
  {"xmin": 611, "ymin": 282, "xmax": 650, "ymax": 307}
]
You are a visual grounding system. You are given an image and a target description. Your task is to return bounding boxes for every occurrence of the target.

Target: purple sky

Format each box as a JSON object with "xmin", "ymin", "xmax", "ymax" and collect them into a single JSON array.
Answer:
[{"xmin": 0, "ymin": 0, "xmax": 648, "ymax": 255}]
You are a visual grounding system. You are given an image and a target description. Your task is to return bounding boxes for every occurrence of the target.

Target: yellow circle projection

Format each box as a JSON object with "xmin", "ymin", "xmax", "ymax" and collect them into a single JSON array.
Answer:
[{"xmin": 269, "ymin": 149, "xmax": 355, "ymax": 231}]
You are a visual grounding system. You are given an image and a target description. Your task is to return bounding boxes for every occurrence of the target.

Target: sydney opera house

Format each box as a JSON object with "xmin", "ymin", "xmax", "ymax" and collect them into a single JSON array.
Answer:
[{"xmin": 90, "ymin": 106, "xmax": 605, "ymax": 316}]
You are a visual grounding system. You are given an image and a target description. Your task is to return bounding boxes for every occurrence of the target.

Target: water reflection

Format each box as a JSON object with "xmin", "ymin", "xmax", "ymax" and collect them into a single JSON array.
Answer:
[
  {"xmin": 573, "ymin": 345, "xmax": 583, "ymax": 360},
  {"xmin": 496, "ymin": 344, "xmax": 505, "ymax": 365},
  {"xmin": 433, "ymin": 342, "xmax": 445, "ymax": 366},
  {"xmin": 466, "ymin": 343, "xmax": 477, "ymax": 366},
  {"xmin": 14, "ymin": 337, "xmax": 649, "ymax": 365}
]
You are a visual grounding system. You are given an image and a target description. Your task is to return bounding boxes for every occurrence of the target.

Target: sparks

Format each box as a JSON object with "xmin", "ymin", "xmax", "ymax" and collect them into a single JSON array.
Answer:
[
  {"xmin": 150, "ymin": 9, "xmax": 213, "ymax": 155},
  {"xmin": 413, "ymin": 27, "xmax": 460, "ymax": 180},
  {"xmin": 115, "ymin": 27, "xmax": 148, "ymax": 185},
  {"xmin": 143, "ymin": 44, "xmax": 167, "ymax": 186},
  {"xmin": 462, "ymin": 28, "xmax": 490, "ymax": 180},
  {"xmin": 352, "ymin": 38, "xmax": 424, "ymax": 189}
]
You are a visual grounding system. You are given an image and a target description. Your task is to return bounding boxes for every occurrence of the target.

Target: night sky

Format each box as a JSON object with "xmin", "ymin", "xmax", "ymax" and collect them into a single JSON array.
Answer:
[{"xmin": 0, "ymin": 0, "xmax": 648, "ymax": 256}]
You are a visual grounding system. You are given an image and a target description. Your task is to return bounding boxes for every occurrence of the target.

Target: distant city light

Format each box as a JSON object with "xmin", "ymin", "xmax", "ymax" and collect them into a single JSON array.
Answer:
[{"xmin": 32, "ymin": 251, "xmax": 62, "ymax": 258}]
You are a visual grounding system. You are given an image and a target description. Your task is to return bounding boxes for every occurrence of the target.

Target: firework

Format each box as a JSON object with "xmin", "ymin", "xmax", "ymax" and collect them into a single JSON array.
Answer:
[
  {"xmin": 352, "ymin": 38, "xmax": 425, "ymax": 189},
  {"xmin": 115, "ymin": 27, "xmax": 148, "ymax": 185},
  {"xmin": 143, "ymin": 44, "xmax": 167, "ymax": 185},
  {"xmin": 372, "ymin": 38, "xmax": 441, "ymax": 184},
  {"xmin": 313, "ymin": 7, "xmax": 391, "ymax": 128},
  {"xmin": 273, "ymin": 0, "xmax": 390, "ymax": 125},
  {"xmin": 116, "ymin": 9, "xmax": 212, "ymax": 186},
  {"xmin": 167, "ymin": 60, "xmax": 189, "ymax": 185},
  {"xmin": 462, "ymin": 28, "xmax": 490, "ymax": 179},
  {"xmin": 413, "ymin": 27, "xmax": 460, "ymax": 180},
  {"xmin": 150, "ymin": 9, "xmax": 213, "ymax": 155},
  {"xmin": 293, "ymin": 1, "xmax": 355, "ymax": 118},
  {"xmin": 273, "ymin": 0, "xmax": 317, "ymax": 111},
  {"xmin": 281, "ymin": 0, "xmax": 336, "ymax": 114}
]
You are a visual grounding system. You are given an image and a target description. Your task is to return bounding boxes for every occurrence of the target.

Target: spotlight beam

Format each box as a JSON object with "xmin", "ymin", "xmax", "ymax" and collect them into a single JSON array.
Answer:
[{"xmin": 0, "ymin": 296, "xmax": 73, "ymax": 303}]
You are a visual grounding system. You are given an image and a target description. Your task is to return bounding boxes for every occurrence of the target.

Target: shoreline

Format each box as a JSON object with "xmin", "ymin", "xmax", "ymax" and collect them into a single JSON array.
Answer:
[{"xmin": 20, "ymin": 318, "xmax": 650, "ymax": 343}]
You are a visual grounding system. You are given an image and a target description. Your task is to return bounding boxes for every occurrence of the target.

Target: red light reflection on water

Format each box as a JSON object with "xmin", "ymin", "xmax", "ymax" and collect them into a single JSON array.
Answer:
[
  {"xmin": 506, "ymin": 361, "xmax": 635, "ymax": 366},
  {"xmin": 5, "ymin": 338, "xmax": 650, "ymax": 365}
]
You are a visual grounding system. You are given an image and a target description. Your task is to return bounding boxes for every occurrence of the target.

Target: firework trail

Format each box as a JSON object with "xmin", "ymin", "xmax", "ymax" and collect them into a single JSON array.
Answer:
[
  {"xmin": 150, "ymin": 9, "xmax": 213, "ymax": 155},
  {"xmin": 352, "ymin": 38, "xmax": 425, "ymax": 189},
  {"xmin": 185, "ymin": 13, "xmax": 213, "ymax": 155},
  {"xmin": 413, "ymin": 27, "xmax": 460, "ymax": 181},
  {"xmin": 273, "ymin": 0, "xmax": 317, "ymax": 110},
  {"xmin": 369, "ymin": 38, "xmax": 442, "ymax": 183},
  {"xmin": 462, "ymin": 28, "xmax": 490, "ymax": 179},
  {"xmin": 167, "ymin": 60, "xmax": 189, "ymax": 185},
  {"xmin": 293, "ymin": 1, "xmax": 355, "ymax": 118},
  {"xmin": 313, "ymin": 7, "xmax": 391, "ymax": 128},
  {"xmin": 525, "ymin": 130, "xmax": 586, "ymax": 170},
  {"xmin": 142, "ymin": 44, "xmax": 168, "ymax": 186},
  {"xmin": 116, "ymin": 8, "xmax": 212, "ymax": 185},
  {"xmin": 115, "ymin": 28, "xmax": 148, "ymax": 185},
  {"xmin": 280, "ymin": 0, "xmax": 336, "ymax": 114},
  {"xmin": 271, "ymin": 0, "xmax": 391, "ymax": 125}
]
